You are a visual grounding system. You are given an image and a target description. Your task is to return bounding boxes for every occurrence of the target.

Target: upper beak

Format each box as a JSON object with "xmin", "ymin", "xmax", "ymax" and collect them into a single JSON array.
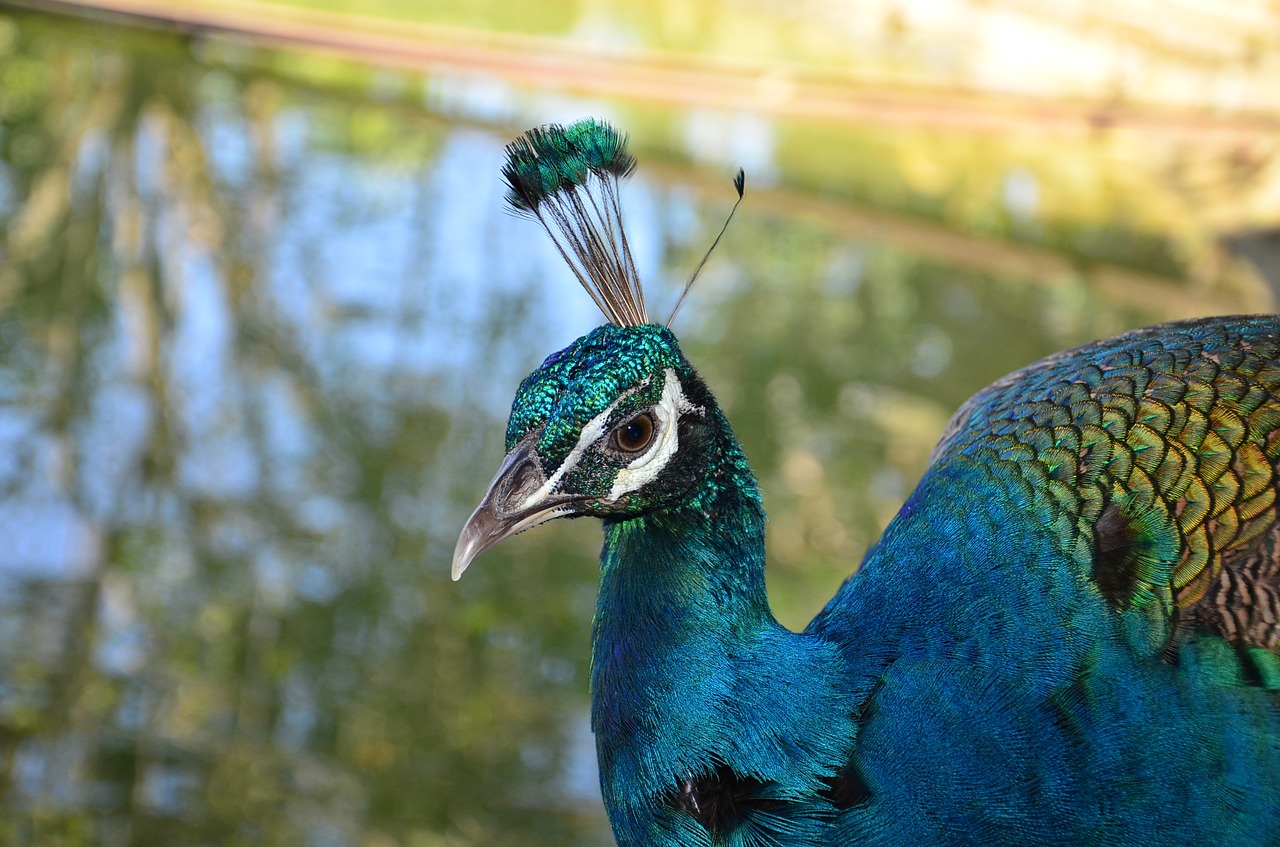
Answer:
[{"xmin": 451, "ymin": 441, "xmax": 579, "ymax": 580}]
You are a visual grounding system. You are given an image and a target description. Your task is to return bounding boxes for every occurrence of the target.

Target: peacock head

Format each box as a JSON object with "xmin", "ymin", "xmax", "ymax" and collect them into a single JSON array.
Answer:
[
  {"xmin": 451, "ymin": 119, "xmax": 744, "ymax": 580},
  {"xmin": 452, "ymin": 323, "xmax": 723, "ymax": 579}
]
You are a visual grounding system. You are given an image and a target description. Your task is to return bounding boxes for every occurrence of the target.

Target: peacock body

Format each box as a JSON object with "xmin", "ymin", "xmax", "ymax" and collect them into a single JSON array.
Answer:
[{"xmin": 453, "ymin": 120, "xmax": 1280, "ymax": 846}]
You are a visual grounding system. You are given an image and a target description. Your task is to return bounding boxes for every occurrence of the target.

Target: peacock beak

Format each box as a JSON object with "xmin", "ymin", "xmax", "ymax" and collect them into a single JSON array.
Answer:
[{"xmin": 451, "ymin": 440, "xmax": 581, "ymax": 580}]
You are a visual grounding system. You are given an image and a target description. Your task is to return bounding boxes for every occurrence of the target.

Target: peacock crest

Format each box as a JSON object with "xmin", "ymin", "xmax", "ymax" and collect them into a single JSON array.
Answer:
[{"xmin": 501, "ymin": 118, "xmax": 743, "ymax": 328}]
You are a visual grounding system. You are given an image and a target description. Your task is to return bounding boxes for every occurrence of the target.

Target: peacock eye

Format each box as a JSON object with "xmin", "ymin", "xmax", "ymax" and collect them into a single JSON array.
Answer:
[{"xmin": 612, "ymin": 413, "xmax": 656, "ymax": 453}]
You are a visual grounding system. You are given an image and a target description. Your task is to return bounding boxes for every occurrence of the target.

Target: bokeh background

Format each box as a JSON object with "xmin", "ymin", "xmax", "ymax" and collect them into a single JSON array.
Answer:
[{"xmin": 0, "ymin": 1, "xmax": 1277, "ymax": 845}]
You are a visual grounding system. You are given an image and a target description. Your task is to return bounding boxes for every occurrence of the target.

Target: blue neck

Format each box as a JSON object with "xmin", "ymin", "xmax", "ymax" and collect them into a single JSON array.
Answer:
[
  {"xmin": 589, "ymin": 438, "xmax": 855, "ymax": 843},
  {"xmin": 591, "ymin": 470, "xmax": 772, "ymax": 772}
]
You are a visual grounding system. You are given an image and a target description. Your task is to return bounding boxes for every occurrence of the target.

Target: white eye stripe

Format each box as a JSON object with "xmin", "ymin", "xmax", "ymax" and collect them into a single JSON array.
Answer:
[
  {"xmin": 607, "ymin": 369, "xmax": 699, "ymax": 501},
  {"xmin": 517, "ymin": 376, "xmax": 652, "ymax": 511},
  {"xmin": 519, "ymin": 368, "xmax": 702, "ymax": 508}
]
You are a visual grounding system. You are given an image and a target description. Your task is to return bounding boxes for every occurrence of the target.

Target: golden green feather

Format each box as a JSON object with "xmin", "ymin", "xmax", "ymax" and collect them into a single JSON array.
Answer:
[{"xmin": 935, "ymin": 321, "xmax": 1280, "ymax": 651}]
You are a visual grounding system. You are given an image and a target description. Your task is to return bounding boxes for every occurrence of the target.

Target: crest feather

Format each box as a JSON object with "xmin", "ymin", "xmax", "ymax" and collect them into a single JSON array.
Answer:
[{"xmin": 502, "ymin": 119, "xmax": 646, "ymax": 326}]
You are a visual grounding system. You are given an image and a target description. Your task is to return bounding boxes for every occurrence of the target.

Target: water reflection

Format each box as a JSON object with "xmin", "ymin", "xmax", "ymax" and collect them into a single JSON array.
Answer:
[{"xmin": 0, "ymin": 9, "xmax": 1266, "ymax": 847}]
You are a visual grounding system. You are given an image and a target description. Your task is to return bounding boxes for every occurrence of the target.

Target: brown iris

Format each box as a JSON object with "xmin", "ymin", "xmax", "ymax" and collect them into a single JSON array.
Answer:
[{"xmin": 612, "ymin": 413, "xmax": 656, "ymax": 453}]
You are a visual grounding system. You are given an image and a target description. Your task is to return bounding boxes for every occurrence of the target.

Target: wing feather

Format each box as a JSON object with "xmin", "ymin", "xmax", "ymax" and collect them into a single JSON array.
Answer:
[{"xmin": 931, "ymin": 315, "xmax": 1280, "ymax": 654}]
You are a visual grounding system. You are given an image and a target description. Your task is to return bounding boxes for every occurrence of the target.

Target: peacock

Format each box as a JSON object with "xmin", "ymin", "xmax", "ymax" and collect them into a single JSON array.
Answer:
[{"xmin": 452, "ymin": 119, "xmax": 1280, "ymax": 846}]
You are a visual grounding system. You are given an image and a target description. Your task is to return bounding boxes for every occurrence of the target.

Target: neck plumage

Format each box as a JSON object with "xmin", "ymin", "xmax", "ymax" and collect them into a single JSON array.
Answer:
[
  {"xmin": 588, "ymin": 416, "xmax": 855, "ymax": 843},
  {"xmin": 590, "ymin": 430, "xmax": 772, "ymax": 750}
]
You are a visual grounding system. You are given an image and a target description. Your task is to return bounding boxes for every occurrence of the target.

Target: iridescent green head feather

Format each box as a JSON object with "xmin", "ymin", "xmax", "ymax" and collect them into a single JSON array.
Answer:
[
  {"xmin": 507, "ymin": 324, "xmax": 689, "ymax": 469},
  {"xmin": 452, "ymin": 323, "xmax": 741, "ymax": 578}
]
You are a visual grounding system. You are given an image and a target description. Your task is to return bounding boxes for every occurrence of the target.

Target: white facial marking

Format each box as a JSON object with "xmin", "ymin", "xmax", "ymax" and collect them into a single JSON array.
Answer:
[
  {"xmin": 608, "ymin": 369, "xmax": 700, "ymax": 501},
  {"xmin": 517, "ymin": 376, "xmax": 652, "ymax": 511},
  {"xmin": 518, "ymin": 369, "xmax": 704, "ymax": 509}
]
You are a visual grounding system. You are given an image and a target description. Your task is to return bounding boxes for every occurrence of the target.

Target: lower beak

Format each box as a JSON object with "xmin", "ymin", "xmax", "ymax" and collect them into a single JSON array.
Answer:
[{"xmin": 451, "ymin": 442, "xmax": 577, "ymax": 580}]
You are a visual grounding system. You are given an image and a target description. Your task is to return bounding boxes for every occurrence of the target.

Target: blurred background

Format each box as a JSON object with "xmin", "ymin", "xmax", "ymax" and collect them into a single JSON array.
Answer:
[{"xmin": 0, "ymin": 0, "xmax": 1276, "ymax": 844}]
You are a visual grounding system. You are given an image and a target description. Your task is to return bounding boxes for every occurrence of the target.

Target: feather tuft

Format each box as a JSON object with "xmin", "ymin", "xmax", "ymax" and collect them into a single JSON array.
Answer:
[{"xmin": 501, "ymin": 119, "xmax": 645, "ymax": 326}]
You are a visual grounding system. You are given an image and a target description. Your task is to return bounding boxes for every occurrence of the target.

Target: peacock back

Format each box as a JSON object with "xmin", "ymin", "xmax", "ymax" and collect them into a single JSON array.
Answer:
[{"xmin": 928, "ymin": 316, "xmax": 1280, "ymax": 671}]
